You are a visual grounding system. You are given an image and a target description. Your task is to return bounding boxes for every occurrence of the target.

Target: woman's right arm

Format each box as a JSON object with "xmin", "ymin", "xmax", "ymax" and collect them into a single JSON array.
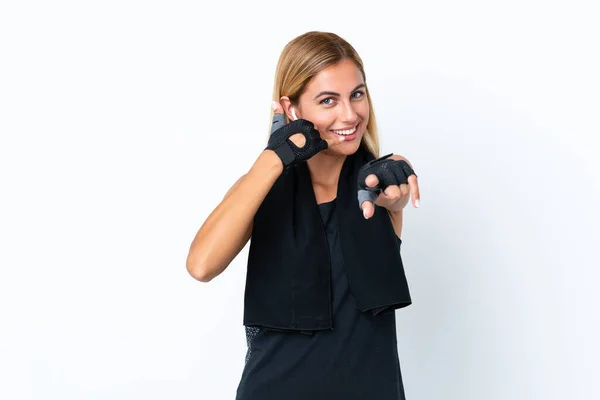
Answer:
[
  {"xmin": 186, "ymin": 150, "xmax": 283, "ymax": 282},
  {"xmin": 186, "ymin": 100, "xmax": 345, "ymax": 282}
]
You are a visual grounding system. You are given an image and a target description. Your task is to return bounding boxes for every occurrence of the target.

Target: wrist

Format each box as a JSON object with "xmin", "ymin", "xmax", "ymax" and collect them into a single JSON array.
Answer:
[
  {"xmin": 385, "ymin": 203, "xmax": 405, "ymax": 214},
  {"xmin": 255, "ymin": 150, "xmax": 284, "ymax": 175},
  {"xmin": 387, "ymin": 208, "xmax": 403, "ymax": 216}
]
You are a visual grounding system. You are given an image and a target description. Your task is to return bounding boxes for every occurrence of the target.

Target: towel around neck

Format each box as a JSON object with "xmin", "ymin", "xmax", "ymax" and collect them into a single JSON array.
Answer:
[{"xmin": 244, "ymin": 144, "xmax": 412, "ymax": 332}]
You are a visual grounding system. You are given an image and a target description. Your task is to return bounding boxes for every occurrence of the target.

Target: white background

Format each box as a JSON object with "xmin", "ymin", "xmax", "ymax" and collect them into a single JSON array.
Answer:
[{"xmin": 1, "ymin": 0, "xmax": 599, "ymax": 399}]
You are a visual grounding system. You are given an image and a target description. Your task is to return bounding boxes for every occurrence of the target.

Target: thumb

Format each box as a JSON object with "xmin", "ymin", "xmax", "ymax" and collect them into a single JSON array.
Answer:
[
  {"xmin": 358, "ymin": 189, "xmax": 379, "ymax": 219},
  {"xmin": 271, "ymin": 101, "xmax": 285, "ymax": 134},
  {"xmin": 361, "ymin": 200, "xmax": 375, "ymax": 219}
]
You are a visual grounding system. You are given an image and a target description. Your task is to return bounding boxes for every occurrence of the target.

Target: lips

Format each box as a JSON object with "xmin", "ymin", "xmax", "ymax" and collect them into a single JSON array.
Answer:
[
  {"xmin": 330, "ymin": 123, "xmax": 359, "ymax": 141},
  {"xmin": 330, "ymin": 123, "xmax": 359, "ymax": 136}
]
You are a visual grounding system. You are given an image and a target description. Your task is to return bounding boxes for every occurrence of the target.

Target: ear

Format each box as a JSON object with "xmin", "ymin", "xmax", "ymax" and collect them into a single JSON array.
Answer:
[{"xmin": 279, "ymin": 96, "xmax": 297, "ymax": 122}]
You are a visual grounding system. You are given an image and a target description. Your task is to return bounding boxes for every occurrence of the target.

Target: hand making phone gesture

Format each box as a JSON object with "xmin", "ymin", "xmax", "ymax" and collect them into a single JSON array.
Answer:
[{"xmin": 265, "ymin": 101, "xmax": 346, "ymax": 171}]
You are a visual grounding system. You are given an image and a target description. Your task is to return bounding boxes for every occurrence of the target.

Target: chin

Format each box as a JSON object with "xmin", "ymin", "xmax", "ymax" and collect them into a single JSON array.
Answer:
[{"xmin": 325, "ymin": 139, "xmax": 363, "ymax": 156}]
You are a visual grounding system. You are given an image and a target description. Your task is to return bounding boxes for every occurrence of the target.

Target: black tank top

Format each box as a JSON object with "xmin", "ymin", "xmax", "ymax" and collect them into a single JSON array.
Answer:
[{"xmin": 236, "ymin": 198, "xmax": 406, "ymax": 399}]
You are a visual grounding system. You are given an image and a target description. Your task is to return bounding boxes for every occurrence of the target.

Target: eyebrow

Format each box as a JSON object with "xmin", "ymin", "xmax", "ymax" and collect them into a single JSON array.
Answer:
[{"xmin": 312, "ymin": 83, "xmax": 366, "ymax": 100}]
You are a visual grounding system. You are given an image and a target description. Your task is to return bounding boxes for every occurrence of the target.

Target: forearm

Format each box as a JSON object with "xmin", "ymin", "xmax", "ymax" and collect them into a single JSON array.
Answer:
[{"xmin": 386, "ymin": 209, "xmax": 403, "ymax": 239}]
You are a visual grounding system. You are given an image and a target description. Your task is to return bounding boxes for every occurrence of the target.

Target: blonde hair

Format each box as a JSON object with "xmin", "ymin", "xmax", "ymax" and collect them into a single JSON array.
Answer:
[{"xmin": 268, "ymin": 31, "xmax": 380, "ymax": 157}]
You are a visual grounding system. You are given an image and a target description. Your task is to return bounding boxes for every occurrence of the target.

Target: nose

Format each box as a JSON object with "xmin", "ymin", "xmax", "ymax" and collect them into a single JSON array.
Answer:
[{"xmin": 339, "ymin": 100, "xmax": 359, "ymax": 124}]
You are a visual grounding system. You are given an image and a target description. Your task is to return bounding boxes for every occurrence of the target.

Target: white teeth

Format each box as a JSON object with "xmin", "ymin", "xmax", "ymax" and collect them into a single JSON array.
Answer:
[{"xmin": 332, "ymin": 126, "xmax": 357, "ymax": 135}]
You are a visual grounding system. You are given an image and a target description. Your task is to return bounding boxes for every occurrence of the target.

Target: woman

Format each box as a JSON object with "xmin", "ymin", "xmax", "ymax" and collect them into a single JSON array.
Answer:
[{"xmin": 186, "ymin": 31, "xmax": 420, "ymax": 399}]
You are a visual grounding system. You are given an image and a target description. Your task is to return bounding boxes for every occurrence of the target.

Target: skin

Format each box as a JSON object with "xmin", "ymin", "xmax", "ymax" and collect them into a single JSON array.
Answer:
[
  {"xmin": 275, "ymin": 58, "xmax": 421, "ymax": 227},
  {"xmin": 185, "ymin": 59, "xmax": 421, "ymax": 283}
]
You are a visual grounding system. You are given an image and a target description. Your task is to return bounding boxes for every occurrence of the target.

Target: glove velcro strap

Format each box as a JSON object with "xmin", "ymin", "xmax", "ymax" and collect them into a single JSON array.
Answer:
[{"xmin": 273, "ymin": 141, "xmax": 296, "ymax": 168}]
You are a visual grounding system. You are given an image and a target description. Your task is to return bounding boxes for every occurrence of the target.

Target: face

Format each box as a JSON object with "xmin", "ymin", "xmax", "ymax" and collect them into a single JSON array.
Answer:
[{"xmin": 285, "ymin": 58, "xmax": 370, "ymax": 156}]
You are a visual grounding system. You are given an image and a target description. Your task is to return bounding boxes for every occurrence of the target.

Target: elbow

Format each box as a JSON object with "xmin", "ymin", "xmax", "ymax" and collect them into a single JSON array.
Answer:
[{"xmin": 186, "ymin": 256, "xmax": 214, "ymax": 283}]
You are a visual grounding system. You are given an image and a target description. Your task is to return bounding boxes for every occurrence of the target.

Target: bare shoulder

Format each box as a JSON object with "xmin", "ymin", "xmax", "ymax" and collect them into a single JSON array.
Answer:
[{"xmin": 387, "ymin": 154, "xmax": 413, "ymax": 168}]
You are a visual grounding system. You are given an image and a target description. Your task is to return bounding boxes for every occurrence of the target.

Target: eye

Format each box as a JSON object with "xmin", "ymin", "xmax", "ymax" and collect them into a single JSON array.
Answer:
[
  {"xmin": 320, "ymin": 91, "xmax": 365, "ymax": 106},
  {"xmin": 352, "ymin": 90, "xmax": 365, "ymax": 99}
]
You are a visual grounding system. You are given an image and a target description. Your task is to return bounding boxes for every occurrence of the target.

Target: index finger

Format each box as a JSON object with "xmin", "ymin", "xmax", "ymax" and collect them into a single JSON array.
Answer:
[
  {"xmin": 324, "ymin": 135, "xmax": 346, "ymax": 147},
  {"xmin": 408, "ymin": 174, "xmax": 420, "ymax": 207}
]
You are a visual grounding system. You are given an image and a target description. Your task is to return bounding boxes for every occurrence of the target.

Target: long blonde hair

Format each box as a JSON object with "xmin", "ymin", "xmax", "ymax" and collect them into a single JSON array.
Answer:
[{"xmin": 267, "ymin": 31, "xmax": 380, "ymax": 157}]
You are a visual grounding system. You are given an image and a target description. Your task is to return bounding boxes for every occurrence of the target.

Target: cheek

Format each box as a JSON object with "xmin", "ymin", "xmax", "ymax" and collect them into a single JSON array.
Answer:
[
  {"xmin": 359, "ymin": 103, "xmax": 370, "ymax": 120},
  {"xmin": 311, "ymin": 117, "xmax": 336, "ymax": 136}
]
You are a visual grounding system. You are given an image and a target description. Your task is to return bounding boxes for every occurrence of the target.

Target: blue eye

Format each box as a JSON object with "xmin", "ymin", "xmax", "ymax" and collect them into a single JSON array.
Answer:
[{"xmin": 320, "ymin": 91, "xmax": 365, "ymax": 105}]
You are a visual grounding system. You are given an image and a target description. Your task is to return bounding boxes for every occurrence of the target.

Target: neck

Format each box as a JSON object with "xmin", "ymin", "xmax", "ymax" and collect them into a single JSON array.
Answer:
[{"xmin": 306, "ymin": 151, "xmax": 347, "ymax": 188}]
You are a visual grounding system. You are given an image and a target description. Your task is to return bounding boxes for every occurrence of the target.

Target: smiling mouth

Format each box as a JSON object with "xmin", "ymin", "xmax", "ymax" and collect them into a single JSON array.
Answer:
[{"xmin": 331, "ymin": 123, "xmax": 359, "ymax": 136}]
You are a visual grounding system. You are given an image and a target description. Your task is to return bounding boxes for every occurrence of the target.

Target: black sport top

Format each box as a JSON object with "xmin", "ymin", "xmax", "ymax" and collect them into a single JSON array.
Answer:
[{"xmin": 236, "ymin": 198, "xmax": 406, "ymax": 399}]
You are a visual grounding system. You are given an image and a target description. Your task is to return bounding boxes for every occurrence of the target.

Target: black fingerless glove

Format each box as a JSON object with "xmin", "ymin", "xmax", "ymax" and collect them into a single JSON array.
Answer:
[
  {"xmin": 265, "ymin": 116, "xmax": 328, "ymax": 171},
  {"xmin": 356, "ymin": 153, "xmax": 418, "ymax": 209}
]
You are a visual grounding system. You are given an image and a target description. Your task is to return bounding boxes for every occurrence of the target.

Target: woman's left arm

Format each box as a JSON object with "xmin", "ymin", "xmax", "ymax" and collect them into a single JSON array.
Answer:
[{"xmin": 387, "ymin": 208, "xmax": 404, "ymax": 239}]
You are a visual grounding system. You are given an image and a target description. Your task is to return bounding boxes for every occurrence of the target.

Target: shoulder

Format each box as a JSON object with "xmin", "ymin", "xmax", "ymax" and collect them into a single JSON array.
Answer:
[
  {"xmin": 387, "ymin": 154, "xmax": 413, "ymax": 169},
  {"xmin": 386, "ymin": 154, "xmax": 405, "ymax": 161}
]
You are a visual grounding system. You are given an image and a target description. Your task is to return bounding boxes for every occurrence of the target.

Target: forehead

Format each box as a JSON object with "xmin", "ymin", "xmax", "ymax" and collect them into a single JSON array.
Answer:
[{"xmin": 304, "ymin": 59, "xmax": 364, "ymax": 93}]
